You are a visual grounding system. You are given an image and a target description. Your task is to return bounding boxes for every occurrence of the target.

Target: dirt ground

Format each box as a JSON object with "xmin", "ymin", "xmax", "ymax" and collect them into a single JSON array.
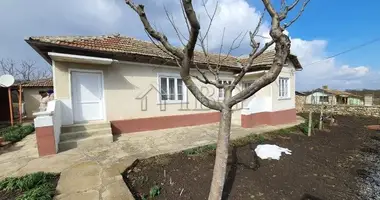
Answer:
[{"xmin": 123, "ymin": 115, "xmax": 380, "ymax": 200}]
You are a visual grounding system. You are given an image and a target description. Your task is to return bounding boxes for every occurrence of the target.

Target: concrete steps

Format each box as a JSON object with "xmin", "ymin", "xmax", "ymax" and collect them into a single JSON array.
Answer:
[{"xmin": 59, "ymin": 122, "xmax": 113, "ymax": 152}]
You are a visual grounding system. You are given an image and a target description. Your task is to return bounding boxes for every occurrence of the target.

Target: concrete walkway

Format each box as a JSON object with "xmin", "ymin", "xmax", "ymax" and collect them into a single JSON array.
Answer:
[{"xmin": 0, "ymin": 117, "xmax": 304, "ymax": 200}]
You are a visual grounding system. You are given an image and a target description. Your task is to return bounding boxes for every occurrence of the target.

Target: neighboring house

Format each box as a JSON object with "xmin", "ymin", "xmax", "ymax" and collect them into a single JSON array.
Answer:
[
  {"xmin": 12, "ymin": 79, "xmax": 53, "ymax": 119},
  {"xmin": 305, "ymin": 87, "xmax": 364, "ymax": 105},
  {"xmin": 25, "ymin": 34, "xmax": 303, "ymax": 135}
]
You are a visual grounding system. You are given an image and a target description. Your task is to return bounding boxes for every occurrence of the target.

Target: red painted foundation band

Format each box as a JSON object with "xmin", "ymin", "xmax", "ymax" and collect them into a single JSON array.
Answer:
[
  {"xmin": 111, "ymin": 112, "xmax": 221, "ymax": 134},
  {"xmin": 241, "ymin": 109, "xmax": 297, "ymax": 128}
]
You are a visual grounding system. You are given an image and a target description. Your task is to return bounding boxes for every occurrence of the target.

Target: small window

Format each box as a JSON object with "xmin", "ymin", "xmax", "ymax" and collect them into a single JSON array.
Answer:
[
  {"xmin": 242, "ymin": 81, "xmax": 254, "ymax": 90},
  {"xmin": 218, "ymin": 80, "xmax": 232, "ymax": 98},
  {"xmin": 158, "ymin": 75, "xmax": 184, "ymax": 102},
  {"xmin": 279, "ymin": 77, "xmax": 290, "ymax": 98},
  {"xmin": 319, "ymin": 96, "xmax": 329, "ymax": 103}
]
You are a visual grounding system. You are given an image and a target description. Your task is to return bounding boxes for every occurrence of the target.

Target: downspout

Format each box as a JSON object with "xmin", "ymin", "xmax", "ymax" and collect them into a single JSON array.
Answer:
[
  {"xmin": 19, "ymin": 84, "xmax": 22, "ymax": 124},
  {"xmin": 8, "ymin": 87, "xmax": 13, "ymax": 126}
]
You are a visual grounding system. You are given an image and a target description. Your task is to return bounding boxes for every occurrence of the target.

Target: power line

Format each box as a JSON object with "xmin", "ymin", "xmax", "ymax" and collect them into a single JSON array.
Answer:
[{"xmin": 302, "ymin": 36, "xmax": 380, "ymax": 67}]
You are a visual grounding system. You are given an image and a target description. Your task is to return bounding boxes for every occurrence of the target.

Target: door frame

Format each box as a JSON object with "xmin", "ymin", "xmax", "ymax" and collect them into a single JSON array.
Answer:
[{"xmin": 68, "ymin": 68, "xmax": 107, "ymax": 123}]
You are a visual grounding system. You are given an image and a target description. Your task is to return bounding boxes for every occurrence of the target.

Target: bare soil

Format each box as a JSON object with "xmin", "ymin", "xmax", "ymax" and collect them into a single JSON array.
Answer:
[{"xmin": 123, "ymin": 115, "xmax": 380, "ymax": 200}]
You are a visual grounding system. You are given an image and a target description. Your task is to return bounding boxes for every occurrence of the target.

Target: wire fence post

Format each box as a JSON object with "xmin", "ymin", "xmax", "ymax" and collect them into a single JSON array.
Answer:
[{"xmin": 308, "ymin": 110, "xmax": 312, "ymax": 136}]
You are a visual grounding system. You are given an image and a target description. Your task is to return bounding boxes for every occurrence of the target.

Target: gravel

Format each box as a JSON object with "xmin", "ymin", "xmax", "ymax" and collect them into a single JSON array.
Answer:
[{"xmin": 357, "ymin": 136, "xmax": 380, "ymax": 200}]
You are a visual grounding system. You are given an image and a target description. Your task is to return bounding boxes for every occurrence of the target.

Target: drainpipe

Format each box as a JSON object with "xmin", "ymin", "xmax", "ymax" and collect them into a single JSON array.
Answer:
[
  {"xmin": 19, "ymin": 84, "xmax": 22, "ymax": 124},
  {"xmin": 8, "ymin": 87, "xmax": 13, "ymax": 126}
]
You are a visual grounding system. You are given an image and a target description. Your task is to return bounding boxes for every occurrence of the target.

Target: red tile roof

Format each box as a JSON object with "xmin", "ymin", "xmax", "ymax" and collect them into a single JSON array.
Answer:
[
  {"xmin": 26, "ymin": 34, "xmax": 302, "ymax": 69},
  {"xmin": 15, "ymin": 78, "xmax": 53, "ymax": 87}
]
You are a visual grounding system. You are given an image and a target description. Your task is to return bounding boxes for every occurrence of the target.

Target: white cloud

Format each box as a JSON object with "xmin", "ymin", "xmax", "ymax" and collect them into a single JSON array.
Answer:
[
  {"xmin": 0, "ymin": 0, "xmax": 376, "ymax": 90},
  {"xmin": 290, "ymin": 37, "xmax": 375, "ymax": 90}
]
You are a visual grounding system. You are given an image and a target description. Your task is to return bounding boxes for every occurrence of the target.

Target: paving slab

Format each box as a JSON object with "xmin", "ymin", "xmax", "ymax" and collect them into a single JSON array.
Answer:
[
  {"xmin": 54, "ymin": 190, "xmax": 99, "ymax": 200},
  {"xmin": 56, "ymin": 161, "xmax": 102, "ymax": 195}
]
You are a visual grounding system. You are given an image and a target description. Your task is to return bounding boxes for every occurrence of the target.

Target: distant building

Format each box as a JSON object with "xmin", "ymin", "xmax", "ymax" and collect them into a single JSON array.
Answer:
[
  {"xmin": 364, "ymin": 94, "xmax": 373, "ymax": 106},
  {"xmin": 305, "ymin": 86, "xmax": 364, "ymax": 105}
]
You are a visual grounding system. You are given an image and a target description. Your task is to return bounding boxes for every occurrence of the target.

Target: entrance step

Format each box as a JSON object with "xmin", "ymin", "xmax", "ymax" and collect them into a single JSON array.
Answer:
[
  {"xmin": 58, "ymin": 122, "xmax": 113, "ymax": 152},
  {"xmin": 61, "ymin": 122, "xmax": 111, "ymax": 133},
  {"xmin": 60, "ymin": 127, "xmax": 112, "ymax": 141},
  {"xmin": 58, "ymin": 134, "xmax": 113, "ymax": 152}
]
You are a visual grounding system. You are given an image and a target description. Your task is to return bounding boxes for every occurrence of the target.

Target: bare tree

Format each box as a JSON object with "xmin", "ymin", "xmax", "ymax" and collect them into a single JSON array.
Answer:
[
  {"xmin": 0, "ymin": 59, "xmax": 18, "ymax": 77},
  {"xmin": 125, "ymin": 0, "xmax": 310, "ymax": 199},
  {"xmin": 0, "ymin": 59, "xmax": 52, "ymax": 81}
]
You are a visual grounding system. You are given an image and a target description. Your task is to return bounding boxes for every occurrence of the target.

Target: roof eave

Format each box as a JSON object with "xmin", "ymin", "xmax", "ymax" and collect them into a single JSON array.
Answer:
[
  {"xmin": 25, "ymin": 38, "xmax": 53, "ymax": 65},
  {"xmin": 25, "ymin": 41, "xmax": 241, "ymax": 72}
]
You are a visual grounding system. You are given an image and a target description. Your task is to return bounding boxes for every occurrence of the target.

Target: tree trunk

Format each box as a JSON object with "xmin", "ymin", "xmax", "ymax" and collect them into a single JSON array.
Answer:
[{"xmin": 208, "ymin": 108, "xmax": 232, "ymax": 200}]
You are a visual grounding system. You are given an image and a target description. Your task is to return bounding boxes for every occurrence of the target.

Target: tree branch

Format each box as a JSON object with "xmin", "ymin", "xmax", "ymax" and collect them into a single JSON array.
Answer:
[
  {"xmin": 125, "ymin": 0, "xmax": 184, "ymax": 59},
  {"xmin": 279, "ymin": 0, "xmax": 301, "ymax": 20},
  {"xmin": 164, "ymin": 5, "xmax": 187, "ymax": 46},
  {"xmin": 193, "ymin": 64, "xmax": 222, "ymax": 88},
  {"xmin": 283, "ymin": 0, "xmax": 310, "ymax": 29},
  {"xmin": 231, "ymin": 9, "xmax": 272, "ymax": 86},
  {"xmin": 180, "ymin": 0, "xmax": 223, "ymax": 110},
  {"xmin": 261, "ymin": 0, "xmax": 277, "ymax": 17},
  {"xmin": 126, "ymin": 0, "xmax": 223, "ymax": 111},
  {"xmin": 228, "ymin": 35, "xmax": 291, "ymax": 107},
  {"xmin": 180, "ymin": 0, "xmax": 191, "ymax": 34}
]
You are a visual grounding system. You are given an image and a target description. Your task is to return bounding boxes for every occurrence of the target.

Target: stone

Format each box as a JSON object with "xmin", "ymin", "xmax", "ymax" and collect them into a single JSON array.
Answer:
[
  {"xmin": 101, "ymin": 176, "xmax": 135, "ymax": 200},
  {"xmin": 56, "ymin": 161, "xmax": 101, "ymax": 194},
  {"xmin": 300, "ymin": 104, "xmax": 380, "ymax": 117},
  {"xmin": 14, "ymin": 153, "xmax": 85, "ymax": 176},
  {"xmin": 54, "ymin": 190, "xmax": 99, "ymax": 200},
  {"xmin": 0, "ymin": 160, "xmax": 30, "ymax": 180},
  {"xmin": 102, "ymin": 157, "xmax": 137, "ymax": 179}
]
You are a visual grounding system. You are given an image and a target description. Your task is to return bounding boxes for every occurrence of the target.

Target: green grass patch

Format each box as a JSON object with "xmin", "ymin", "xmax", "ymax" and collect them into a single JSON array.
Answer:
[
  {"xmin": 0, "ymin": 125, "xmax": 22, "ymax": 137},
  {"xmin": 183, "ymin": 144, "xmax": 217, "ymax": 156},
  {"xmin": 0, "ymin": 172, "xmax": 60, "ymax": 200},
  {"xmin": 183, "ymin": 123, "xmax": 308, "ymax": 154},
  {"xmin": 231, "ymin": 134, "xmax": 266, "ymax": 147},
  {"xmin": 1, "ymin": 124, "xmax": 35, "ymax": 143}
]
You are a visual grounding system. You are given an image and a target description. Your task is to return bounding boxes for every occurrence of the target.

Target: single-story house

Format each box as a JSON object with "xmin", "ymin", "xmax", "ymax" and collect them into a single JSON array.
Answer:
[
  {"xmin": 305, "ymin": 87, "xmax": 363, "ymax": 105},
  {"xmin": 12, "ymin": 79, "xmax": 53, "ymax": 119},
  {"xmin": 295, "ymin": 91, "xmax": 307, "ymax": 96},
  {"xmin": 1, "ymin": 79, "xmax": 52, "ymax": 124},
  {"xmin": 26, "ymin": 34, "xmax": 303, "ymax": 155}
]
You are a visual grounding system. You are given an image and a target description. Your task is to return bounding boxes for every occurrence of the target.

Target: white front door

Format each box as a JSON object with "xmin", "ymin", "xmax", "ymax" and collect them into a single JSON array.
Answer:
[{"xmin": 71, "ymin": 71, "xmax": 104, "ymax": 123}]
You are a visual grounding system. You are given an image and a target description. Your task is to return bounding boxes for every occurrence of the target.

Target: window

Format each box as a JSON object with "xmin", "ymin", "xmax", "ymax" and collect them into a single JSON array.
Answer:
[
  {"xmin": 158, "ymin": 75, "xmax": 184, "ymax": 102},
  {"xmin": 242, "ymin": 81, "xmax": 254, "ymax": 90},
  {"xmin": 218, "ymin": 80, "xmax": 232, "ymax": 98},
  {"xmin": 278, "ymin": 77, "xmax": 290, "ymax": 98},
  {"xmin": 319, "ymin": 96, "xmax": 329, "ymax": 103}
]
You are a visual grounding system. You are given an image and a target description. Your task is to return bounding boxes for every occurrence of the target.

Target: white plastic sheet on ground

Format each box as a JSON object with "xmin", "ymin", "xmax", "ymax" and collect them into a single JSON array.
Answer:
[{"xmin": 254, "ymin": 144, "xmax": 292, "ymax": 160}]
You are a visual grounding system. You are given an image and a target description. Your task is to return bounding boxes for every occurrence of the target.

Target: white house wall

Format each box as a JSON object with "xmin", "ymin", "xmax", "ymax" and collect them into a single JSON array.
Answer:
[
  {"xmin": 272, "ymin": 65, "xmax": 296, "ymax": 112},
  {"xmin": 306, "ymin": 92, "xmax": 330, "ymax": 104},
  {"xmin": 53, "ymin": 60, "xmax": 297, "ymax": 125}
]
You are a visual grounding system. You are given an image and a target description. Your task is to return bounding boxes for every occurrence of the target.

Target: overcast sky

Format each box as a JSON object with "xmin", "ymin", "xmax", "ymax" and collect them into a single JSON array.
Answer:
[{"xmin": 1, "ymin": 0, "xmax": 379, "ymax": 91}]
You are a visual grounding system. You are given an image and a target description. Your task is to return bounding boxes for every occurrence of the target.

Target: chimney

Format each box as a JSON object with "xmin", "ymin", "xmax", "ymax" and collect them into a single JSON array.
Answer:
[{"xmin": 322, "ymin": 85, "xmax": 328, "ymax": 89}]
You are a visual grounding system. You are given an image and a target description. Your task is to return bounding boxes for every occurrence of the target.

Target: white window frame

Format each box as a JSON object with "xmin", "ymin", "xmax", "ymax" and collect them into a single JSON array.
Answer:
[
  {"xmin": 218, "ymin": 79, "xmax": 233, "ymax": 100},
  {"xmin": 157, "ymin": 73, "xmax": 187, "ymax": 104},
  {"xmin": 278, "ymin": 77, "xmax": 290, "ymax": 99},
  {"xmin": 242, "ymin": 81, "xmax": 254, "ymax": 91}
]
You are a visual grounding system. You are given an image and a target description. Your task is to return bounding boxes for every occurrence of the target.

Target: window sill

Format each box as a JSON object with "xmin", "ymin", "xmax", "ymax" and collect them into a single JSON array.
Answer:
[
  {"xmin": 157, "ymin": 101, "xmax": 189, "ymax": 105},
  {"xmin": 278, "ymin": 97, "xmax": 291, "ymax": 100}
]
